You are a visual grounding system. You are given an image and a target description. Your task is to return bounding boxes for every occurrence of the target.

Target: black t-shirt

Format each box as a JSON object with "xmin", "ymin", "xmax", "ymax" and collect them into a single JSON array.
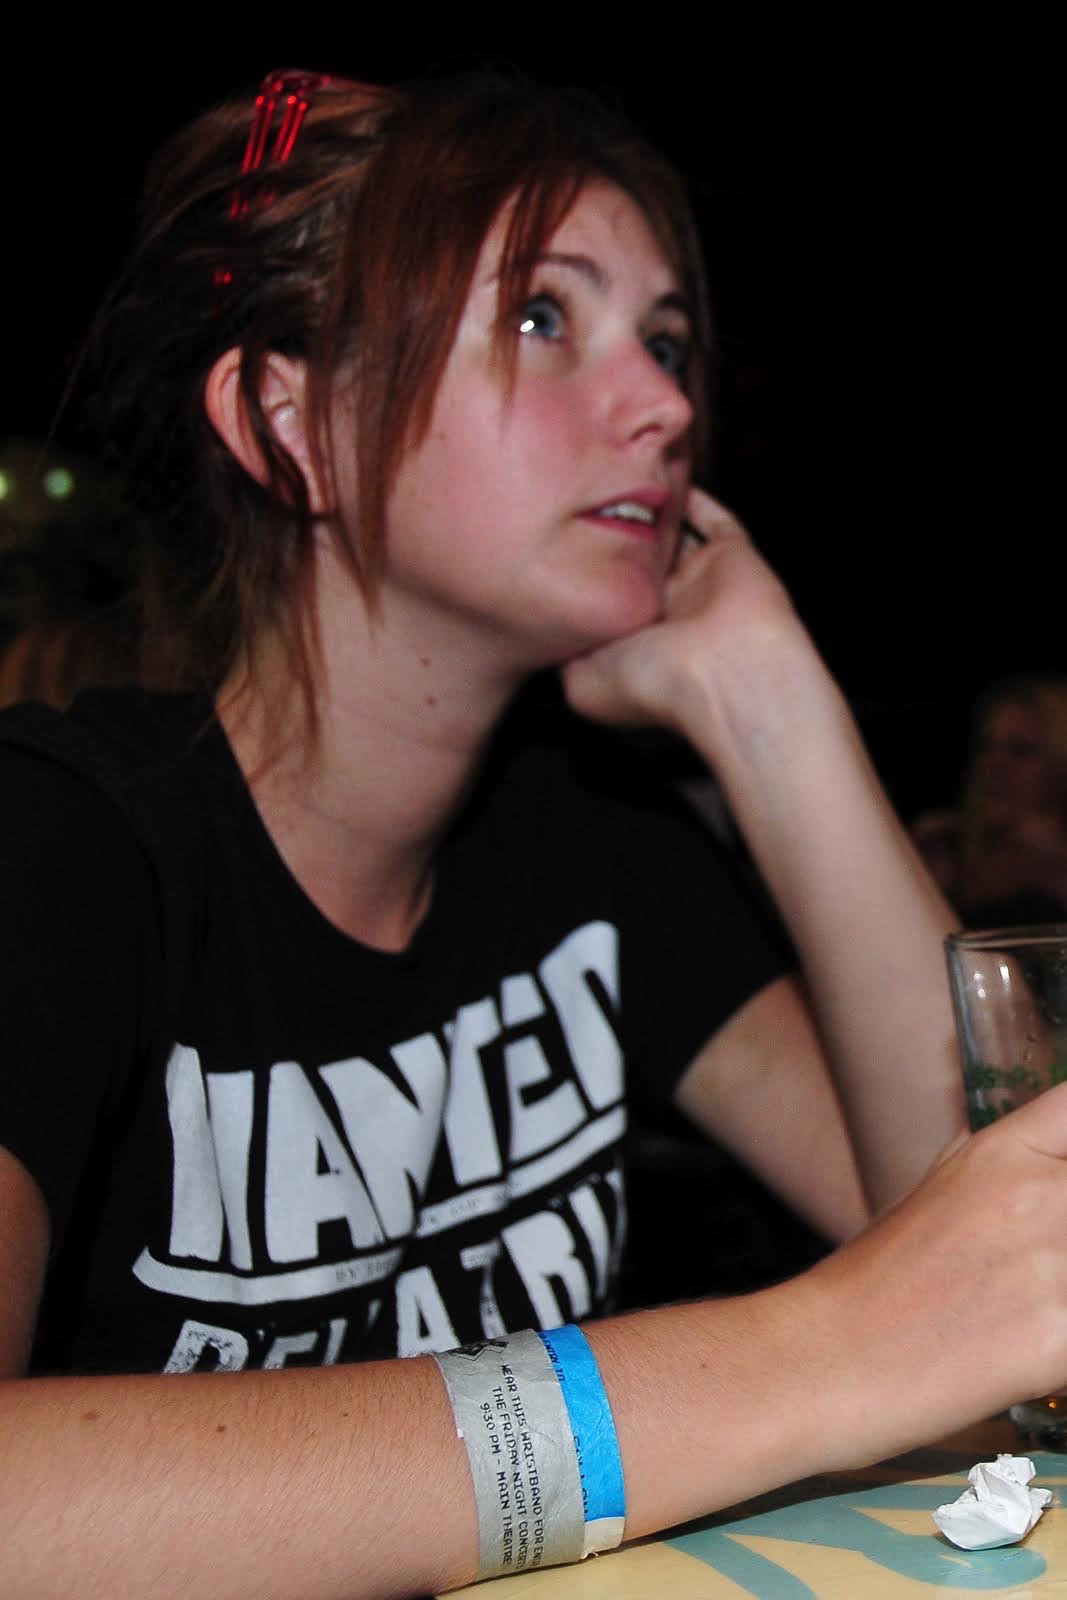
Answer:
[{"xmin": 0, "ymin": 686, "xmax": 789, "ymax": 1375}]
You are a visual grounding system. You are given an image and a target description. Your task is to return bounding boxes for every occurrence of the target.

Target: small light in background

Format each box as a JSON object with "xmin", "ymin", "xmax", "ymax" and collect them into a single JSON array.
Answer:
[
  {"xmin": 0, "ymin": 469, "xmax": 12, "ymax": 501},
  {"xmin": 43, "ymin": 466, "xmax": 75, "ymax": 501}
]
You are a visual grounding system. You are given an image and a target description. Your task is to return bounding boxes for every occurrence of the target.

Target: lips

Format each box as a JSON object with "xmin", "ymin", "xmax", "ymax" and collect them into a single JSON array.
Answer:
[{"xmin": 581, "ymin": 486, "xmax": 670, "ymax": 538}]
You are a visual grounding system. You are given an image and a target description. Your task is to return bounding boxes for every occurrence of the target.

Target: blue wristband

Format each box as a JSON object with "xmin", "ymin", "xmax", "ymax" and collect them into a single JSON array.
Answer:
[{"xmin": 536, "ymin": 1324, "xmax": 626, "ymax": 1555}]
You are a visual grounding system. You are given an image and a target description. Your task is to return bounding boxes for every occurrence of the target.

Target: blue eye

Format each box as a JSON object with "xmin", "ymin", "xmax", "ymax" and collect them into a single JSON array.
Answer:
[
  {"xmin": 647, "ymin": 331, "xmax": 689, "ymax": 381},
  {"xmin": 517, "ymin": 294, "xmax": 565, "ymax": 339}
]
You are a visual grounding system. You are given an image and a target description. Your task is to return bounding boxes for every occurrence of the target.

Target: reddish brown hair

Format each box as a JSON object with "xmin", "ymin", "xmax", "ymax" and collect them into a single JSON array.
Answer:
[{"xmin": 84, "ymin": 69, "xmax": 713, "ymax": 701}]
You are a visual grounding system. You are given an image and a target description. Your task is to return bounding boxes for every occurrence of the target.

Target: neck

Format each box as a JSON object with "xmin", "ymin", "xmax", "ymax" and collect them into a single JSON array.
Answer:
[{"xmin": 218, "ymin": 563, "xmax": 532, "ymax": 952}]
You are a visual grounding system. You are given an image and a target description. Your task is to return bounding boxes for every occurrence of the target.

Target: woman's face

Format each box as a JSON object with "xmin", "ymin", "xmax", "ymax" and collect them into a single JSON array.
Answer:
[
  {"xmin": 377, "ymin": 180, "xmax": 695, "ymax": 668},
  {"xmin": 976, "ymin": 701, "xmax": 1060, "ymax": 819}
]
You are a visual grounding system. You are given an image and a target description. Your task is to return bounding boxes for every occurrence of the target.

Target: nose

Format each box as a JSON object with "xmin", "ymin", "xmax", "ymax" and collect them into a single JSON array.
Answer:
[{"xmin": 602, "ymin": 341, "xmax": 695, "ymax": 454}]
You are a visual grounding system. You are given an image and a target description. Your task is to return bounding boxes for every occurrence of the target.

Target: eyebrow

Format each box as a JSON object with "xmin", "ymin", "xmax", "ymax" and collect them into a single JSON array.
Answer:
[
  {"xmin": 499, "ymin": 250, "xmax": 692, "ymax": 322},
  {"xmin": 538, "ymin": 251, "xmax": 609, "ymax": 289}
]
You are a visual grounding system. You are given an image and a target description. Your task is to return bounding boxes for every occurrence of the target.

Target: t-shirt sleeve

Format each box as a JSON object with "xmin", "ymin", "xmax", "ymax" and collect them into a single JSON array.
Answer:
[
  {"xmin": 615, "ymin": 776, "xmax": 794, "ymax": 1113},
  {"xmin": 0, "ymin": 743, "xmax": 159, "ymax": 1246},
  {"xmin": 497, "ymin": 697, "xmax": 797, "ymax": 1115}
]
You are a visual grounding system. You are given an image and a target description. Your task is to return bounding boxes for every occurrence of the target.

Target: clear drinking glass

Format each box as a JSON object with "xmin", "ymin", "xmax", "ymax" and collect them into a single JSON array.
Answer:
[{"xmin": 945, "ymin": 924, "xmax": 1067, "ymax": 1448}]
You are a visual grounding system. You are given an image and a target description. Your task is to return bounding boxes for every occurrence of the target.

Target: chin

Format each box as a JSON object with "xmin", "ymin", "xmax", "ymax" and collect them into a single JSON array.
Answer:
[
  {"xmin": 585, "ymin": 567, "xmax": 664, "ymax": 633},
  {"xmin": 543, "ymin": 587, "xmax": 664, "ymax": 664}
]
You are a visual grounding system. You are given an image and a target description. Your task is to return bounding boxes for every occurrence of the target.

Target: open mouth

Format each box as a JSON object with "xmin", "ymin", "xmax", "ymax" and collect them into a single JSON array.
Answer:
[
  {"xmin": 583, "ymin": 494, "xmax": 666, "ymax": 539},
  {"xmin": 594, "ymin": 499, "xmax": 657, "ymax": 527}
]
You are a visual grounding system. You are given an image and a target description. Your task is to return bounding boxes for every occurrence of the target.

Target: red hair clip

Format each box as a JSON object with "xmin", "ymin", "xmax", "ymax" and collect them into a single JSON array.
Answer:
[
  {"xmin": 216, "ymin": 68, "xmax": 380, "ymax": 296},
  {"xmin": 232, "ymin": 70, "xmax": 329, "ymax": 218},
  {"xmin": 229, "ymin": 67, "xmax": 376, "ymax": 219}
]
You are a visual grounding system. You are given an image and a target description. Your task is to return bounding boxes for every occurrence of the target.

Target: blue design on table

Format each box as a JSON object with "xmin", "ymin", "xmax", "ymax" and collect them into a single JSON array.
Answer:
[{"xmin": 667, "ymin": 1453, "xmax": 1063, "ymax": 1597}]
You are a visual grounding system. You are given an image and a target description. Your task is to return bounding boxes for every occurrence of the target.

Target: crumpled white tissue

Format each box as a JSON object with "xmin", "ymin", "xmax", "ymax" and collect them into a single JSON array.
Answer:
[{"xmin": 932, "ymin": 1454, "xmax": 1052, "ymax": 1550}]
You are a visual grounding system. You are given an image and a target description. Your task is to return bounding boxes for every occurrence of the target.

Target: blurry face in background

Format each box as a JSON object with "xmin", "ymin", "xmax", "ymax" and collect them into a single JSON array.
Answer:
[{"xmin": 975, "ymin": 701, "xmax": 1060, "ymax": 820}]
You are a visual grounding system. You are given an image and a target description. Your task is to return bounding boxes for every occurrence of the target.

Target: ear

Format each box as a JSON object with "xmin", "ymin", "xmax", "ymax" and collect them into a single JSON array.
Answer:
[{"xmin": 203, "ymin": 349, "xmax": 329, "ymax": 511}]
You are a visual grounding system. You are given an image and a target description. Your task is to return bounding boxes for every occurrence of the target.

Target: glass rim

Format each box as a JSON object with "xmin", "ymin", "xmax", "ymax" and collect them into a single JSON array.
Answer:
[{"xmin": 945, "ymin": 923, "xmax": 1067, "ymax": 952}]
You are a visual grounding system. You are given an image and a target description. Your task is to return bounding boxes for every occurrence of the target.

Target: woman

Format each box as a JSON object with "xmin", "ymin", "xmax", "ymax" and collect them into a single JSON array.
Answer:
[
  {"xmin": 914, "ymin": 673, "xmax": 1067, "ymax": 925},
  {"xmin": 3, "ymin": 67, "xmax": 1067, "ymax": 1599}
]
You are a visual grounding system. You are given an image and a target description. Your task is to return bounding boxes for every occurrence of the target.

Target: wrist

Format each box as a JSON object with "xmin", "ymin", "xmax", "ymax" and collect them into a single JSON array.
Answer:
[
  {"xmin": 585, "ymin": 1282, "xmax": 855, "ymax": 1537},
  {"xmin": 671, "ymin": 621, "xmax": 853, "ymax": 791}
]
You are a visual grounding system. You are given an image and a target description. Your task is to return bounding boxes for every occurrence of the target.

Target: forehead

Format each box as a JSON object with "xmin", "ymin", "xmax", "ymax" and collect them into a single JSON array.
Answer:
[
  {"xmin": 481, "ymin": 179, "xmax": 681, "ymax": 295},
  {"xmin": 986, "ymin": 701, "xmax": 1043, "ymax": 741}
]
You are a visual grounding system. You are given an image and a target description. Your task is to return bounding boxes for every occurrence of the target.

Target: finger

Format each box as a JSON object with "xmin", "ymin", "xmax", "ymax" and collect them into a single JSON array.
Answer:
[
  {"xmin": 987, "ymin": 1079, "xmax": 1067, "ymax": 1156},
  {"xmin": 684, "ymin": 485, "xmax": 749, "ymax": 543}
]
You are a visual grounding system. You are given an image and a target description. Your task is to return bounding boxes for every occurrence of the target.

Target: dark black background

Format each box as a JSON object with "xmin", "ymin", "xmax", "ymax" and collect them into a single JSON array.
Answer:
[{"xmin": 5, "ymin": 23, "xmax": 1058, "ymax": 818}]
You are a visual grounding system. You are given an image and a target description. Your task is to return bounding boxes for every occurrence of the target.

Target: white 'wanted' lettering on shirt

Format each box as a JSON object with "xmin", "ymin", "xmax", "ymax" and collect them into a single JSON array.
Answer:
[
  {"xmin": 137, "ymin": 920, "xmax": 623, "ymax": 1304},
  {"xmin": 159, "ymin": 1166, "xmax": 626, "ymax": 1368}
]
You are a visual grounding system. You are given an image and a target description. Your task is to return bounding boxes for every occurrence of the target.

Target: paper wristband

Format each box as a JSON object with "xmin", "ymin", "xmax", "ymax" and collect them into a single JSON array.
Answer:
[{"xmin": 433, "ymin": 1326, "xmax": 626, "ymax": 1580}]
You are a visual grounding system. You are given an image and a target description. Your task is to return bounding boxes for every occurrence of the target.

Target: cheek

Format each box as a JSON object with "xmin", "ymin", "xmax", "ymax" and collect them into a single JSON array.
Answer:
[
  {"xmin": 1031, "ymin": 764, "xmax": 1061, "ymax": 801},
  {"xmin": 492, "ymin": 384, "xmax": 593, "ymax": 503},
  {"xmin": 386, "ymin": 367, "xmax": 594, "ymax": 576},
  {"xmin": 391, "ymin": 412, "xmax": 494, "ymax": 534}
]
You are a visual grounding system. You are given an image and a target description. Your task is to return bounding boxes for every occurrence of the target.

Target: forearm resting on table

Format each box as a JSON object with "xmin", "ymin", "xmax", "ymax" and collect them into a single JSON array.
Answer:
[
  {"xmin": 0, "ymin": 1302, "xmax": 799, "ymax": 1600},
  {"xmin": 0, "ymin": 1356, "xmax": 473, "ymax": 1600},
  {"xmin": 0, "ymin": 1297, "xmax": 813, "ymax": 1600},
  {"xmin": 0, "ymin": 1265, "xmax": 998, "ymax": 1600}
]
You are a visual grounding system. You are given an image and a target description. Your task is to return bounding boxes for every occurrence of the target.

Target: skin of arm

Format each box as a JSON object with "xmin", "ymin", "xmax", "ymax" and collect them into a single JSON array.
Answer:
[
  {"xmin": 674, "ymin": 973, "xmax": 868, "ymax": 1244},
  {"xmin": 0, "ymin": 1149, "xmax": 48, "ymax": 1379},
  {"xmin": 9, "ymin": 1080, "xmax": 1067, "ymax": 1598},
  {"xmin": 565, "ymin": 488, "xmax": 965, "ymax": 1216}
]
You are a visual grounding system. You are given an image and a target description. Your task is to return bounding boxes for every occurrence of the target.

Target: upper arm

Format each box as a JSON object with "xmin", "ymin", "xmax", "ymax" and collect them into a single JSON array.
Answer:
[
  {"xmin": 0, "ymin": 742, "xmax": 159, "ymax": 1315},
  {"xmin": 0, "ymin": 1145, "xmax": 49, "ymax": 1377},
  {"xmin": 672, "ymin": 973, "xmax": 869, "ymax": 1245}
]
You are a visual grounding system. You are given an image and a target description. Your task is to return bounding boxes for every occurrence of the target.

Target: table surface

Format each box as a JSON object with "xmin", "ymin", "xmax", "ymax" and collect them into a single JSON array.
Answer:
[{"xmin": 441, "ymin": 1416, "xmax": 1067, "ymax": 1598}]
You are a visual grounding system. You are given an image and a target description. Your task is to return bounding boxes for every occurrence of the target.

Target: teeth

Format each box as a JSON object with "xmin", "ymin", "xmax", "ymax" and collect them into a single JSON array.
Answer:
[{"xmin": 598, "ymin": 500, "xmax": 655, "ymax": 525}]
